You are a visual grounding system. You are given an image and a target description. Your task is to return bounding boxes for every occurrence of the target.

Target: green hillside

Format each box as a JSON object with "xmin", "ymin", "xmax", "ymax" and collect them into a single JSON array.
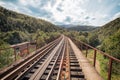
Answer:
[
  {"xmin": 97, "ymin": 18, "xmax": 120, "ymax": 57},
  {"xmin": 93, "ymin": 18, "xmax": 120, "ymax": 42},
  {"xmin": 0, "ymin": 6, "xmax": 61, "ymax": 44},
  {"xmin": 0, "ymin": 6, "xmax": 62, "ymax": 69},
  {"xmin": 92, "ymin": 18, "xmax": 120, "ymax": 80},
  {"xmin": 68, "ymin": 25, "xmax": 98, "ymax": 31},
  {"xmin": 0, "ymin": 6, "xmax": 61, "ymax": 33}
]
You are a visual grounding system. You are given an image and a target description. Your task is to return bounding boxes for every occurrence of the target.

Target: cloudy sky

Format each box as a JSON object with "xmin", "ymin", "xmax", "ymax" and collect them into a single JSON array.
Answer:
[{"xmin": 0, "ymin": 0, "xmax": 120, "ymax": 26}]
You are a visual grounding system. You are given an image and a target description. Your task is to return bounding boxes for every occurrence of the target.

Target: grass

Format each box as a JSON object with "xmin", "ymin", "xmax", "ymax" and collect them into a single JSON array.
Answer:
[{"xmin": 81, "ymin": 49, "xmax": 120, "ymax": 80}]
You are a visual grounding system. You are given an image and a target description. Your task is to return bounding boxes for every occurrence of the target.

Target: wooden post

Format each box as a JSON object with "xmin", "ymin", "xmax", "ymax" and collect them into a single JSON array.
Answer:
[
  {"xmin": 108, "ymin": 58, "xmax": 113, "ymax": 80},
  {"xmin": 14, "ymin": 47, "xmax": 17, "ymax": 61},
  {"xmin": 27, "ymin": 43, "xmax": 29, "ymax": 54},
  {"xmin": 0, "ymin": 49, "xmax": 1, "ymax": 55},
  {"xmin": 93, "ymin": 49, "xmax": 97, "ymax": 67},
  {"xmin": 0, "ymin": 49, "xmax": 1, "ymax": 60},
  {"xmin": 86, "ymin": 46, "xmax": 88, "ymax": 57},
  {"xmin": 80, "ymin": 44, "xmax": 82, "ymax": 51},
  {"xmin": 36, "ymin": 39, "xmax": 38, "ymax": 50}
]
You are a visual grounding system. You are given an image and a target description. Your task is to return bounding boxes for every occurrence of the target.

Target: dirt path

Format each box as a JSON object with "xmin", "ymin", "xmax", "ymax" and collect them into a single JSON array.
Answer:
[{"xmin": 88, "ymin": 58, "xmax": 100, "ymax": 73}]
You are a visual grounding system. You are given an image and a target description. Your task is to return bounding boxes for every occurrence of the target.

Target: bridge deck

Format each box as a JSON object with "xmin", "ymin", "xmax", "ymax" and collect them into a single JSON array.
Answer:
[
  {"xmin": 69, "ymin": 38, "xmax": 103, "ymax": 80},
  {"xmin": 0, "ymin": 36, "xmax": 103, "ymax": 80}
]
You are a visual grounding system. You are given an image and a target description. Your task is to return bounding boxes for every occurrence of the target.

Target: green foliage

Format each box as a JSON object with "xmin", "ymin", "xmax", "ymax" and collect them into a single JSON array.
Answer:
[
  {"xmin": 0, "ymin": 6, "xmax": 62, "ymax": 45},
  {"xmin": 0, "ymin": 42, "xmax": 14, "ymax": 69},
  {"xmin": 67, "ymin": 25, "xmax": 97, "ymax": 31},
  {"xmin": 0, "ymin": 31, "xmax": 29, "ymax": 44},
  {"xmin": 0, "ymin": 6, "xmax": 62, "ymax": 69},
  {"xmin": 76, "ymin": 35, "xmax": 88, "ymax": 43},
  {"xmin": 30, "ymin": 30, "xmax": 61, "ymax": 48},
  {"xmin": 79, "ymin": 31, "xmax": 89, "ymax": 37},
  {"xmin": 101, "ymin": 29, "xmax": 120, "ymax": 58},
  {"xmin": 100, "ymin": 29, "xmax": 120, "ymax": 75},
  {"xmin": 93, "ymin": 18, "xmax": 120, "ymax": 42},
  {"xmin": 88, "ymin": 33, "xmax": 100, "ymax": 47},
  {"xmin": 96, "ymin": 28, "xmax": 120, "ymax": 80},
  {"xmin": 0, "ymin": 6, "xmax": 61, "ymax": 33}
]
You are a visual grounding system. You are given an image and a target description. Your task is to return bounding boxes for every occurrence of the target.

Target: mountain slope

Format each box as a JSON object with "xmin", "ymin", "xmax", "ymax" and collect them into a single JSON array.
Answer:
[
  {"xmin": 0, "ymin": 6, "xmax": 61, "ymax": 33},
  {"xmin": 0, "ymin": 6, "xmax": 61, "ymax": 44},
  {"xmin": 93, "ymin": 18, "xmax": 120, "ymax": 41},
  {"xmin": 59, "ymin": 24, "xmax": 98, "ymax": 31},
  {"xmin": 67, "ymin": 25, "xmax": 98, "ymax": 31}
]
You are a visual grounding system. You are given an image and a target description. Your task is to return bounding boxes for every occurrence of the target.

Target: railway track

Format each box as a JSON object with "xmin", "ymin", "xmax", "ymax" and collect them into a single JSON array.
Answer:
[{"xmin": 0, "ymin": 36, "xmax": 85, "ymax": 80}]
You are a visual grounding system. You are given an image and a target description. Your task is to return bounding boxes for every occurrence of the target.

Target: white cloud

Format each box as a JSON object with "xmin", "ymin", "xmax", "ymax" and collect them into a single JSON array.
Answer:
[
  {"xmin": 42, "ymin": 0, "xmax": 112, "ymax": 26},
  {"xmin": 18, "ymin": 0, "xmax": 41, "ymax": 8},
  {"xmin": 0, "ymin": 2, "xmax": 20, "ymax": 12},
  {"xmin": 0, "ymin": 1, "xmax": 5, "ymax": 5},
  {"xmin": 98, "ymin": 0, "xmax": 103, "ymax": 3},
  {"xmin": 43, "ymin": 0, "xmax": 88, "ymax": 24},
  {"xmin": 0, "ymin": 0, "xmax": 120, "ymax": 26},
  {"xmin": 113, "ymin": 12, "xmax": 120, "ymax": 19}
]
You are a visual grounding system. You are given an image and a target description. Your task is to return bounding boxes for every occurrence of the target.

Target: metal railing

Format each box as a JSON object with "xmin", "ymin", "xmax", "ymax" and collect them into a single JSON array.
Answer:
[
  {"xmin": 72, "ymin": 39, "xmax": 120, "ymax": 80},
  {"xmin": 0, "ymin": 42, "xmax": 36, "ymax": 70}
]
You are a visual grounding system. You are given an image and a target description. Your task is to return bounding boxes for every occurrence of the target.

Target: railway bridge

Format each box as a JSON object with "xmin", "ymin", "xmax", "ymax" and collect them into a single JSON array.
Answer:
[{"xmin": 0, "ymin": 35, "xmax": 119, "ymax": 80}]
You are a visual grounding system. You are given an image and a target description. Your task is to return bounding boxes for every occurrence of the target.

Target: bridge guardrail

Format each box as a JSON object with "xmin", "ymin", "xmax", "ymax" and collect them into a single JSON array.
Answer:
[
  {"xmin": 72, "ymin": 38, "xmax": 120, "ymax": 80},
  {"xmin": 0, "ymin": 41, "xmax": 36, "ymax": 70}
]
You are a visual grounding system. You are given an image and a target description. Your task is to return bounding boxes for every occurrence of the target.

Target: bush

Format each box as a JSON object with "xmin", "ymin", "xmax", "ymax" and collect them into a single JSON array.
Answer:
[{"xmin": 88, "ymin": 33, "xmax": 100, "ymax": 47}]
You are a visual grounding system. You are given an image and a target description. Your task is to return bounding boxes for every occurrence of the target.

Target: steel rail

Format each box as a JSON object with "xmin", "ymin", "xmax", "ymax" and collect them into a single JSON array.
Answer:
[
  {"xmin": 65, "ymin": 38, "xmax": 71, "ymax": 80},
  {"xmin": 15, "ymin": 41, "xmax": 58, "ymax": 80},
  {"xmin": 0, "ymin": 36, "xmax": 86, "ymax": 80},
  {"xmin": 29, "ymin": 37, "xmax": 64, "ymax": 80},
  {"xmin": 0, "ymin": 35, "xmax": 62, "ymax": 76},
  {"xmin": 56, "ymin": 38, "xmax": 66, "ymax": 80},
  {"xmin": 0, "ymin": 36, "xmax": 63, "ymax": 80},
  {"xmin": 46, "ymin": 38, "xmax": 66, "ymax": 80},
  {"xmin": 1, "ymin": 40, "xmax": 58, "ymax": 80}
]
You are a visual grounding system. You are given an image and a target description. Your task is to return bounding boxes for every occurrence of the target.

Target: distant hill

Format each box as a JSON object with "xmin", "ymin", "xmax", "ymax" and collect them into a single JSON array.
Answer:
[
  {"xmin": 59, "ymin": 24, "xmax": 76, "ymax": 28},
  {"xmin": 93, "ymin": 17, "xmax": 120, "ymax": 41},
  {"xmin": 0, "ymin": 6, "xmax": 61, "ymax": 33},
  {"xmin": 59, "ymin": 24, "xmax": 98, "ymax": 31},
  {"xmin": 67, "ymin": 25, "xmax": 99, "ymax": 31}
]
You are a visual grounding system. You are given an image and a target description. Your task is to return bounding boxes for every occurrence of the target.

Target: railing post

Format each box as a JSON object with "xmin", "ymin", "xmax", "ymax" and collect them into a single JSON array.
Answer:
[
  {"xmin": 86, "ymin": 46, "xmax": 88, "ymax": 57},
  {"xmin": 0, "ymin": 49, "xmax": 1, "ymax": 57},
  {"xmin": 108, "ymin": 58, "xmax": 113, "ymax": 80},
  {"xmin": 93, "ymin": 49, "xmax": 97, "ymax": 67},
  {"xmin": 14, "ymin": 47, "xmax": 17, "ymax": 61},
  {"xmin": 27, "ymin": 43, "xmax": 29, "ymax": 54},
  {"xmin": 36, "ymin": 41, "xmax": 38, "ymax": 50},
  {"xmin": 80, "ymin": 43, "xmax": 82, "ymax": 51}
]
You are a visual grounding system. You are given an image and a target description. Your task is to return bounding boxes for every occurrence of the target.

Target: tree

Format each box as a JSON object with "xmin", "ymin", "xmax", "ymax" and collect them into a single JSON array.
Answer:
[
  {"xmin": 101, "ymin": 29, "xmax": 120, "ymax": 59},
  {"xmin": 100, "ymin": 29, "xmax": 120, "ymax": 74},
  {"xmin": 88, "ymin": 33, "xmax": 99, "ymax": 47}
]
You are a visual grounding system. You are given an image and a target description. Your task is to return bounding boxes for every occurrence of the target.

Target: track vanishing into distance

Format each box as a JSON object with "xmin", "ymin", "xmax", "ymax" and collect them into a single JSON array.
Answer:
[{"xmin": 0, "ymin": 35, "xmax": 85, "ymax": 80}]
